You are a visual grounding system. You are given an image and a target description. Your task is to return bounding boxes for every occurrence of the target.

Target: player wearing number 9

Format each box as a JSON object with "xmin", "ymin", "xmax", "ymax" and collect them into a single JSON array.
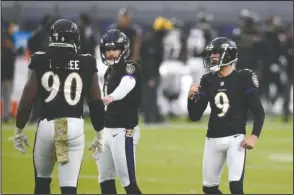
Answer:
[
  {"xmin": 9, "ymin": 19, "xmax": 105, "ymax": 194},
  {"xmin": 187, "ymin": 37, "xmax": 265, "ymax": 194}
]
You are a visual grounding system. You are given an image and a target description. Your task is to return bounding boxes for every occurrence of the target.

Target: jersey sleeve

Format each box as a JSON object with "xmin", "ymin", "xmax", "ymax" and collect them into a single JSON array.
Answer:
[
  {"xmin": 187, "ymin": 74, "xmax": 209, "ymax": 121},
  {"xmin": 243, "ymin": 69, "xmax": 259, "ymax": 95},
  {"xmin": 242, "ymin": 70, "xmax": 265, "ymax": 137},
  {"xmin": 28, "ymin": 51, "xmax": 45, "ymax": 71},
  {"xmin": 198, "ymin": 74, "xmax": 209, "ymax": 98},
  {"xmin": 88, "ymin": 55, "xmax": 98, "ymax": 75}
]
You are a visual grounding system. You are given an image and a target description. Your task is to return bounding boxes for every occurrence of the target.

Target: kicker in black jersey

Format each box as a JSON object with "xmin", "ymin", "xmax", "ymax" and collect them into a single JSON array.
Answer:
[{"xmin": 103, "ymin": 60, "xmax": 141, "ymax": 129}]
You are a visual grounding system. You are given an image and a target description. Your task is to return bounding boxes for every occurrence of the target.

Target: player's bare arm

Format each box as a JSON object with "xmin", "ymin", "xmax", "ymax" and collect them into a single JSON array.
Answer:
[
  {"xmin": 16, "ymin": 70, "xmax": 38, "ymax": 129},
  {"xmin": 9, "ymin": 69, "xmax": 37, "ymax": 153},
  {"xmin": 87, "ymin": 71, "xmax": 106, "ymax": 160},
  {"xmin": 187, "ymin": 79, "xmax": 209, "ymax": 121}
]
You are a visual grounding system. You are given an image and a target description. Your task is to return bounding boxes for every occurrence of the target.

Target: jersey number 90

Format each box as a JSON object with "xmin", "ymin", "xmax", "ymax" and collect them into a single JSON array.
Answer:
[
  {"xmin": 214, "ymin": 92, "xmax": 230, "ymax": 117},
  {"xmin": 41, "ymin": 71, "xmax": 83, "ymax": 106}
]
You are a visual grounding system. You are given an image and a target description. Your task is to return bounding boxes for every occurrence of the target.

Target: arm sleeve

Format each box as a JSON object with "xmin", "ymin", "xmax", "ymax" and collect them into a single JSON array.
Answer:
[
  {"xmin": 109, "ymin": 76, "xmax": 136, "ymax": 101},
  {"xmin": 187, "ymin": 76, "xmax": 209, "ymax": 121},
  {"xmin": 244, "ymin": 70, "xmax": 265, "ymax": 137},
  {"xmin": 109, "ymin": 62, "xmax": 139, "ymax": 101}
]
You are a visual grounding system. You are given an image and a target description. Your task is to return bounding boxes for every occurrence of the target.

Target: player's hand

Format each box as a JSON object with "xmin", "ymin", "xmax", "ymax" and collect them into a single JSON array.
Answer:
[
  {"xmin": 102, "ymin": 96, "xmax": 114, "ymax": 105},
  {"xmin": 88, "ymin": 130, "xmax": 105, "ymax": 161},
  {"xmin": 240, "ymin": 134, "xmax": 258, "ymax": 150},
  {"xmin": 8, "ymin": 128, "xmax": 30, "ymax": 154},
  {"xmin": 188, "ymin": 84, "xmax": 201, "ymax": 99}
]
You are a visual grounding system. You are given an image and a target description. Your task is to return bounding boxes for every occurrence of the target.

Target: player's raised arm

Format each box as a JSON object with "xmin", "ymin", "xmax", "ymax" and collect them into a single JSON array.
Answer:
[
  {"xmin": 244, "ymin": 70, "xmax": 265, "ymax": 137},
  {"xmin": 187, "ymin": 77, "xmax": 209, "ymax": 121}
]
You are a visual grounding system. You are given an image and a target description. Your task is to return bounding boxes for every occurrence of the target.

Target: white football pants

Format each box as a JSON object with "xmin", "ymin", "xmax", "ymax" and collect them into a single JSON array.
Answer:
[
  {"xmin": 203, "ymin": 134, "xmax": 246, "ymax": 187},
  {"xmin": 33, "ymin": 118, "xmax": 85, "ymax": 187},
  {"xmin": 96, "ymin": 126, "xmax": 140, "ymax": 187}
]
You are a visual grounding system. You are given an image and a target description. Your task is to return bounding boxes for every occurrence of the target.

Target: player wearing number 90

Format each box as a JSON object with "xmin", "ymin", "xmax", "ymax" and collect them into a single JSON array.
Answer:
[
  {"xmin": 9, "ymin": 19, "xmax": 105, "ymax": 194},
  {"xmin": 187, "ymin": 37, "xmax": 265, "ymax": 194}
]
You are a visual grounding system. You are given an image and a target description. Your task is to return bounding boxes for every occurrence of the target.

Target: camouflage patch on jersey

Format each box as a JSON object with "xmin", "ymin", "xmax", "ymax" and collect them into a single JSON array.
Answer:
[
  {"xmin": 125, "ymin": 64, "xmax": 135, "ymax": 74},
  {"xmin": 54, "ymin": 118, "xmax": 69, "ymax": 163},
  {"xmin": 252, "ymin": 73, "xmax": 259, "ymax": 88}
]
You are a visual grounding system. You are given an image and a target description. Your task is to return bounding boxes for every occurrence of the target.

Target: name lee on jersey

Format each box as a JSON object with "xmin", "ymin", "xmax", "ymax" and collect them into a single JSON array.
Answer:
[{"xmin": 68, "ymin": 60, "xmax": 79, "ymax": 70}]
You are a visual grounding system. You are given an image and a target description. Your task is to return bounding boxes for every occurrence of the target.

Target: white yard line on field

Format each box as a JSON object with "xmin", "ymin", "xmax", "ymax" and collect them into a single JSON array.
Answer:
[
  {"xmin": 269, "ymin": 154, "xmax": 293, "ymax": 163},
  {"xmin": 146, "ymin": 143, "xmax": 293, "ymax": 154},
  {"xmin": 138, "ymin": 159, "xmax": 292, "ymax": 171},
  {"xmin": 78, "ymin": 175, "xmax": 288, "ymax": 190},
  {"xmin": 3, "ymin": 152, "xmax": 292, "ymax": 171},
  {"xmin": 1, "ymin": 123, "xmax": 292, "ymax": 131}
]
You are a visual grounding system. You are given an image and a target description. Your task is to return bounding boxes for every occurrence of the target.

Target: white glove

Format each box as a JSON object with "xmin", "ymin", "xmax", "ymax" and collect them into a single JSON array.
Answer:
[
  {"xmin": 88, "ymin": 130, "xmax": 105, "ymax": 160},
  {"xmin": 8, "ymin": 128, "xmax": 30, "ymax": 154}
]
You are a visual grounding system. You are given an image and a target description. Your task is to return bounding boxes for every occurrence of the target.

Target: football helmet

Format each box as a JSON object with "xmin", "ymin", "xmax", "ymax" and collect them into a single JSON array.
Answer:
[
  {"xmin": 203, "ymin": 37, "xmax": 238, "ymax": 72},
  {"xmin": 48, "ymin": 19, "xmax": 80, "ymax": 54},
  {"xmin": 99, "ymin": 29, "xmax": 130, "ymax": 66}
]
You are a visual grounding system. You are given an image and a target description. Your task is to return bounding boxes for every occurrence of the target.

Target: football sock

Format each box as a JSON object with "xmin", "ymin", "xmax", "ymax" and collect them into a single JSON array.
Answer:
[
  {"xmin": 229, "ymin": 181, "xmax": 244, "ymax": 194},
  {"xmin": 124, "ymin": 182, "xmax": 142, "ymax": 194},
  {"xmin": 100, "ymin": 179, "xmax": 117, "ymax": 194},
  {"xmin": 203, "ymin": 185, "xmax": 223, "ymax": 194},
  {"xmin": 60, "ymin": 186, "xmax": 77, "ymax": 194},
  {"xmin": 34, "ymin": 177, "xmax": 52, "ymax": 194}
]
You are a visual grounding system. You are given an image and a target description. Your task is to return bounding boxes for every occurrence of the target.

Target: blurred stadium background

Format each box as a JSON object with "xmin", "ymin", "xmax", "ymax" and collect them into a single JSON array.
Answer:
[{"xmin": 1, "ymin": 1, "xmax": 293, "ymax": 194}]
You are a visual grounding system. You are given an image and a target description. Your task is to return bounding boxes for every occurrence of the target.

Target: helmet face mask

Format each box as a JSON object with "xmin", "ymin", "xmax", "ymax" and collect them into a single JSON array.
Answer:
[
  {"xmin": 104, "ymin": 46, "xmax": 123, "ymax": 65},
  {"xmin": 203, "ymin": 37, "xmax": 238, "ymax": 72},
  {"xmin": 100, "ymin": 29, "xmax": 130, "ymax": 66},
  {"xmin": 48, "ymin": 19, "xmax": 80, "ymax": 54}
]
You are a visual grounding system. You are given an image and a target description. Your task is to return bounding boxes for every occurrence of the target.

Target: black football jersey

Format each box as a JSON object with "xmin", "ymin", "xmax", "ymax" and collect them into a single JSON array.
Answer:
[
  {"xmin": 199, "ymin": 69, "xmax": 259, "ymax": 137},
  {"xmin": 28, "ymin": 51, "xmax": 98, "ymax": 121},
  {"xmin": 103, "ymin": 60, "xmax": 141, "ymax": 129}
]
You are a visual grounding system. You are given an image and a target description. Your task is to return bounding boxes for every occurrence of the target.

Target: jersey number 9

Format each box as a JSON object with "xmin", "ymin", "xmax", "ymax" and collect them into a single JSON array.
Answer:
[
  {"xmin": 214, "ymin": 92, "xmax": 230, "ymax": 117},
  {"xmin": 41, "ymin": 71, "xmax": 83, "ymax": 106}
]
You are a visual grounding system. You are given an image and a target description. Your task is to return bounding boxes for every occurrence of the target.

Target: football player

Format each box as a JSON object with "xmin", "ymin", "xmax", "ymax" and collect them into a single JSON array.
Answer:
[
  {"xmin": 108, "ymin": 8, "xmax": 142, "ymax": 62},
  {"xmin": 160, "ymin": 18, "xmax": 187, "ymax": 118},
  {"xmin": 187, "ymin": 37, "xmax": 265, "ymax": 194},
  {"xmin": 9, "ymin": 19, "xmax": 105, "ymax": 194},
  {"xmin": 95, "ymin": 29, "xmax": 142, "ymax": 194}
]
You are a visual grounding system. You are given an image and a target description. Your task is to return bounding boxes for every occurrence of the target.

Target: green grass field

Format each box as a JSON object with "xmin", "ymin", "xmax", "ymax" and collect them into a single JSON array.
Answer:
[{"xmin": 1, "ymin": 116, "xmax": 293, "ymax": 194}]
